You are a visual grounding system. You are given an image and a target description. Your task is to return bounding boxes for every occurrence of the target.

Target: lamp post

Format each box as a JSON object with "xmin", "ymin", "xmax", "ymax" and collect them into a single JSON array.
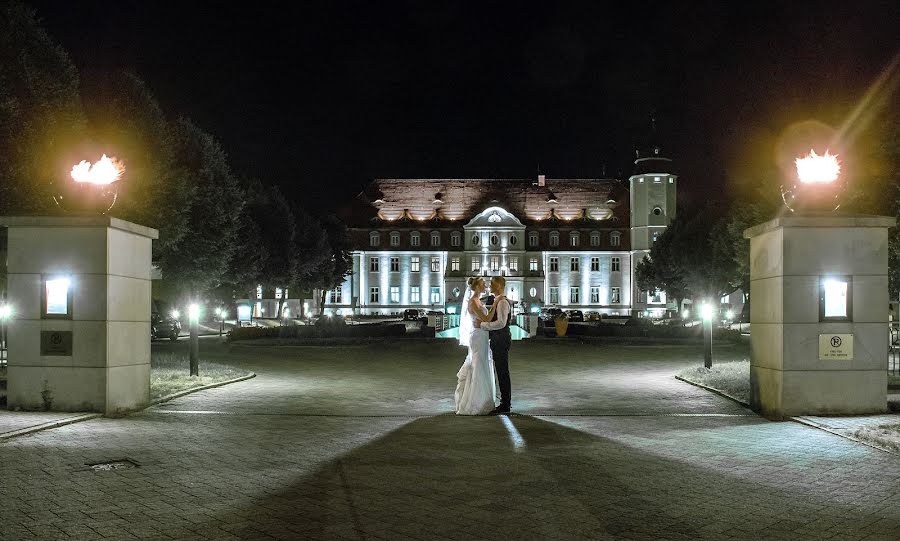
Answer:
[
  {"xmin": 54, "ymin": 154, "xmax": 124, "ymax": 214},
  {"xmin": 188, "ymin": 303, "xmax": 200, "ymax": 376},
  {"xmin": 781, "ymin": 149, "xmax": 843, "ymax": 213},
  {"xmin": 701, "ymin": 301, "xmax": 714, "ymax": 369}
]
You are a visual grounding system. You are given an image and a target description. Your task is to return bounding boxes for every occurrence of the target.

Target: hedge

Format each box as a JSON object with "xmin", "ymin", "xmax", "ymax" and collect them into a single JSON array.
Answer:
[{"xmin": 228, "ymin": 323, "xmax": 407, "ymax": 342}]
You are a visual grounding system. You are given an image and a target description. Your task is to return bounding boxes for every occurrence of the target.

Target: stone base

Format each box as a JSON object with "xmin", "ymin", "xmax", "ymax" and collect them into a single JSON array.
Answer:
[
  {"xmin": 751, "ymin": 365, "xmax": 887, "ymax": 419},
  {"xmin": 7, "ymin": 364, "xmax": 149, "ymax": 414}
]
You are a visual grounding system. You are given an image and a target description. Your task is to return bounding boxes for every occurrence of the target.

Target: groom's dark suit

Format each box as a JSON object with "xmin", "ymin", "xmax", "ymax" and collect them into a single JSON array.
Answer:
[{"xmin": 483, "ymin": 295, "xmax": 512, "ymax": 410}]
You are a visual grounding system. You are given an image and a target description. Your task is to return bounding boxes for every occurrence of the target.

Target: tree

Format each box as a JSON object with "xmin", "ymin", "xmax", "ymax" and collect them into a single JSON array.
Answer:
[
  {"xmin": 159, "ymin": 118, "xmax": 244, "ymax": 299},
  {"xmin": 635, "ymin": 214, "xmax": 690, "ymax": 312},
  {"xmin": 0, "ymin": 1, "xmax": 86, "ymax": 214}
]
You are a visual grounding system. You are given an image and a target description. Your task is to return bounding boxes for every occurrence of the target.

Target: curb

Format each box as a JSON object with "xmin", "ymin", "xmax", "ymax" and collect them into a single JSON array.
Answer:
[
  {"xmin": 0, "ymin": 413, "xmax": 102, "ymax": 441},
  {"xmin": 789, "ymin": 416, "xmax": 899, "ymax": 456},
  {"xmin": 674, "ymin": 375, "xmax": 751, "ymax": 409},
  {"xmin": 150, "ymin": 373, "xmax": 256, "ymax": 406}
]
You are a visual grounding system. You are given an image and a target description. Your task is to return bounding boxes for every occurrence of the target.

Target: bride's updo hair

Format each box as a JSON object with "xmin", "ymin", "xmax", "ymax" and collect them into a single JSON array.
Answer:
[{"xmin": 467, "ymin": 276, "xmax": 483, "ymax": 288}]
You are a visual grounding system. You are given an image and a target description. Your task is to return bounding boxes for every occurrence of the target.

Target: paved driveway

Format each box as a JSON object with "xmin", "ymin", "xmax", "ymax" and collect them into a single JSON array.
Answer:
[{"xmin": 1, "ymin": 339, "xmax": 899, "ymax": 540}]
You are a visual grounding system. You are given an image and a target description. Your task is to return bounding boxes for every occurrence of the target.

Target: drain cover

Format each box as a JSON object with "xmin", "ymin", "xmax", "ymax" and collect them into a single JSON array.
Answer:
[{"xmin": 86, "ymin": 458, "xmax": 140, "ymax": 471}]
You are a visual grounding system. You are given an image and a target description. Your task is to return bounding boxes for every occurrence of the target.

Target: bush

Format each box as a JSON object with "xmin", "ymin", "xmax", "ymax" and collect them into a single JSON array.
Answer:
[
  {"xmin": 228, "ymin": 322, "xmax": 406, "ymax": 341},
  {"xmin": 315, "ymin": 315, "xmax": 346, "ymax": 327}
]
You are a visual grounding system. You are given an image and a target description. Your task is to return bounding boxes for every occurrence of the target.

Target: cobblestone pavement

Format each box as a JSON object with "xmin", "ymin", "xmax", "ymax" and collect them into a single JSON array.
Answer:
[{"xmin": 2, "ymin": 339, "xmax": 900, "ymax": 540}]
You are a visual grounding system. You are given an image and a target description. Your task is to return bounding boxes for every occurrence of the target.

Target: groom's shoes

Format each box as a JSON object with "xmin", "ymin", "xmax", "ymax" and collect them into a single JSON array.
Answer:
[{"xmin": 490, "ymin": 406, "xmax": 511, "ymax": 415}]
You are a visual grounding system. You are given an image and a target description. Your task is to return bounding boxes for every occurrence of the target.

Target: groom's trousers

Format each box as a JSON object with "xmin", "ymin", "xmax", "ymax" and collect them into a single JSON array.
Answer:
[{"xmin": 490, "ymin": 328, "xmax": 512, "ymax": 408}]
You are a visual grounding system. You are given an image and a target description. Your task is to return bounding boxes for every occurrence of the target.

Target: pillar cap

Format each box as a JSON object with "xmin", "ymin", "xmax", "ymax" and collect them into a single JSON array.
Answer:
[
  {"xmin": 0, "ymin": 215, "xmax": 159, "ymax": 239},
  {"xmin": 744, "ymin": 214, "xmax": 895, "ymax": 239}
]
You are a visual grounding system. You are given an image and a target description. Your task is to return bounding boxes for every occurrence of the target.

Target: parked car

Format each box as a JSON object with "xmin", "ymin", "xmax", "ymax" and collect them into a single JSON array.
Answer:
[
  {"xmin": 539, "ymin": 307, "xmax": 563, "ymax": 327},
  {"xmin": 566, "ymin": 310, "xmax": 585, "ymax": 322},
  {"xmin": 585, "ymin": 310, "xmax": 601, "ymax": 321},
  {"xmin": 403, "ymin": 308, "xmax": 427, "ymax": 321},
  {"xmin": 151, "ymin": 310, "xmax": 181, "ymax": 341}
]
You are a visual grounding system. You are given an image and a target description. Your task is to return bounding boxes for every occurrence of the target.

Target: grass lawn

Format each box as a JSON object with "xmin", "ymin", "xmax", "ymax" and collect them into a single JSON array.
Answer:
[
  {"xmin": 854, "ymin": 423, "xmax": 900, "ymax": 453},
  {"xmin": 677, "ymin": 360, "xmax": 750, "ymax": 405},
  {"xmin": 151, "ymin": 352, "xmax": 252, "ymax": 401}
]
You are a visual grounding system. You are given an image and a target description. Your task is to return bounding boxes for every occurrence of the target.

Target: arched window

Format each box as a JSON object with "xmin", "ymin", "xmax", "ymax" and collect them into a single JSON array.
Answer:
[
  {"xmin": 472, "ymin": 234, "xmax": 480, "ymax": 246},
  {"xmin": 490, "ymin": 233, "xmax": 499, "ymax": 246},
  {"xmin": 570, "ymin": 232, "xmax": 580, "ymax": 247},
  {"xmin": 430, "ymin": 231, "xmax": 440, "ymax": 246},
  {"xmin": 509, "ymin": 235, "xmax": 518, "ymax": 246},
  {"xmin": 550, "ymin": 231, "xmax": 560, "ymax": 247},
  {"xmin": 529, "ymin": 231, "xmax": 538, "ymax": 247},
  {"xmin": 369, "ymin": 231, "xmax": 380, "ymax": 247},
  {"xmin": 610, "ymin": 231, "xmax": 621, "ymax": 247},
  {"xmin": 451, "ymin": 231, "xmax": 461, "ymax": 247},
  {"xmin": 390, "ymin": 231, "xmax": 400, "ymax": 247},
  {"xmin": 410, "ymin": 231, "xmax": 421, "ymax": 247},
  {"xmin": 590, "ymin": 231, "xmax": 600, "ymax": 247}
]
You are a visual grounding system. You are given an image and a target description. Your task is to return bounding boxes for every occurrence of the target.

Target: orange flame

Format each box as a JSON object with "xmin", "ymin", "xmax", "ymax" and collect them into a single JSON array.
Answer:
[
  {"xmin": 70, "ymin": 154, "xmax": 124, "ymax": 185},
  {"xmin": 795, "ymin": 149, "xmax": 840, "ymax": 184}
]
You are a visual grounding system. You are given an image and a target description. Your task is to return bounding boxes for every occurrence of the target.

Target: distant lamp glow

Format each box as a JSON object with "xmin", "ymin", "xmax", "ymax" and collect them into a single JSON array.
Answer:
[
  {"xmin": 682, "ymin": 309, "xmax": 689, "ymax": 319},
  {"xmin": 237, "ymin": 305, "xmax": 251, "ymax": 322},
  {"xmin": 170, "ymin": 309, "xmax": 181, "ymax": 319},
  {"xmin": 45, "ymin": 278, "xmax": 71, "ymax": 315},
  {"xmin": 530, "ymin": 305, "xmax": 540, "ymax": 314},
  {"xmin": 726, "ymin": 309, "xmax": 734, "ymax": 320},
  {"xmin": 701, "ymin": 303, "xmax": 714, "ymax": 321},
  {"xmin": 0, "ymin": 303, "xmax": 12, "ymax": 320},
  {"xmin": 796, "ymin": 149, "xmax": 840, "ymax": 184},
  {"xmin": 284, "ymin": 307, "xmax": 291, "ymax": 318},
  {"xmin": 188, "ymin": 304, "xmax": 200, "ymax": 323}
]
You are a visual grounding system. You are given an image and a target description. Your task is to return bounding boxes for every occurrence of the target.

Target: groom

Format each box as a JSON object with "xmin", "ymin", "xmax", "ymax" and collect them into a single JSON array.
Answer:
[{"xmin": 477, "ymin": 276, "xmax": 513, "ymax": 414}]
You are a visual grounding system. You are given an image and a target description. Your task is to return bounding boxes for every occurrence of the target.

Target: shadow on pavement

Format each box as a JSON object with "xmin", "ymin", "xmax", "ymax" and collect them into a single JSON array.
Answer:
[{"xmin": 191, "ymin": 414, "xmax": 900, "ymax": 540}]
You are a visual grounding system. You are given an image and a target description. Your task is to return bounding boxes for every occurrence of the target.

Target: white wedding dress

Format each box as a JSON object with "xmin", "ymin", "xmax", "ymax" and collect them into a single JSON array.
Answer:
[{"xmin": 454, "ymin": 295, "xmax": 499, "ymax": 415}]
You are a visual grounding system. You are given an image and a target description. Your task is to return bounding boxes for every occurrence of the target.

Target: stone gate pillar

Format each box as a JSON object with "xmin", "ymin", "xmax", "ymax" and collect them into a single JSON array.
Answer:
[
  {"xmin": 1, "ymin": 216, "xmax": 158, "ymax": 414},
  {"xmin": 744, "ymin": 214, "xmax": 894, "ymax": 419}
]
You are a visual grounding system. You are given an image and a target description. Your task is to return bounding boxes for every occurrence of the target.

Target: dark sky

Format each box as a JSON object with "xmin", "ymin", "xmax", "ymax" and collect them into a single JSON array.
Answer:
[{"xmin": 29, "ymin": 1, "xmax": 900, "ymax": 213}]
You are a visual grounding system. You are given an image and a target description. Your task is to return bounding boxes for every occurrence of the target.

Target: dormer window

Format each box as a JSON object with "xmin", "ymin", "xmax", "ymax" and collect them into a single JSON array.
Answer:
[
  {"xmin": 451, "ymin": 231, "xmax": 461, "ymax": 247},
  {"xmin": 610, "ymin": 231, "xmax": 621, "ymax": 247},
  {"xmin": 529, "ymin": 231, "xmax": 538, "ymax": 247},
  {"xmin": 570, "ymin": 232, "xmax": 580, "ymax": 247},
  {"xmin": 411, "ymin": 231, "xmax": 421, "ymax": 247},
  {"xmin": 373, "ymin": 198, "xmax": 385, "ymax": 206},
  {"xmin": 431, "ymin": 231, "xmax": 440, "ymax": 246},
  {"xmin": 433, "ymin": 192, "xmax": 443, "ymax": 204},
  {"xmin": 369, "ymin": 231, "xmax": 380, "ymax": 247},
  {"xmin": 550, "ymin": 231, "xmax": 559, "ymax": 247},
  {"xmin": 390, "ymin": 231, "xmax": 400, "ymax": 247},
  {"xmin": 547, "ymin": 192, "xmax": 558, "ymax": 204},
  {"xmin": 590, "ymin": 231, "xmax": 600, "ymax": 247}
]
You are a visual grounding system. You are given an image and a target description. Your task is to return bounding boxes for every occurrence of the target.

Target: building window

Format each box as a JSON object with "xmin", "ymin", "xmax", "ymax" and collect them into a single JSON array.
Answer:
[
  {"xmin": 431, "ymin": 257, "xmax": 440, "ymax": 272},
  {"xmin": 490, "ymin": 256, "xmax": 500, "ymax": 271},
  {"xmin": 550, "ymin": 231, "xmax": 559, "ymax": 247},
  {"xmin": 411, "ymin": 232, "xmax": 420, "ymax": 247},
  {"xmin": 451, "ymin": 232, "xmax": 461, "ymax": 247},
  {"xmin": 370, "ymin": 287, "xmax": 379, "ymax": 303},
  {"xmin": 529, "ymin": 258, "xmax": 538, "ymax": 271},
  {"xmin": 549, "ymin": 287, "xmax": 559, "ymax": 304},
  {"xmin": 430, "ymin": 287, "xmax": 441, "ymax": 304},
  {"xmin": 490, "ymin": 233, "xmax": 499, "ymax": 246},
  {"xmin": 549, "ymin": 257, "xmax": 559, "ymax": 272},
  {"xmin": 638, "ymin": 290, "xmax": 647, "ymax": 303},
  {"xmin": 390, "ymin": 231, "xmax": 400, "ymax": 247},
  {"xmin": 472, "ymin": 258, "xmax": 481, "ymax": 272},
  {"xmin": 452, "ymin": 287, "xmax": 461, "ymax": 298},
  {"xmin": 611, "ymin": 257, "xmax": 620, "ymax": 272},
  {"xmin": 390, "ymin": 257, "xmax": 399, "ymax": 272},
  {"xmin": 329, "ymin": 287, "xmax": 342, "ymax": 304},
  {"xmin": 611, "ymin": 287, "xmax": 621, "ymax": 304},
  {"xmin": 529, "ymin": 231, "xmax": 538, "ymax": 247},
  {"xmin": 411, "ymin": 256, "xmax": 420, "ymax": 272},
  {"xmin": 472, "ymin": 234, "xmax": 480, "ymax": 246},
  {"xmin": 570, "ymin": 232, "xmax": 580, "ymax": 247},
  {"xmin": 411, "ymin": 286, "xmax": 421, "ymax": 304},
  {"xmin": 591, "ymin": 257, "xmax": 600, "ymax": 272},
  {"xmin": 529, "ymin": 287, "xmax": 537, "ymax": 298},
  {"xmin": 591, "ymin": 287, "xmax": 600, "ymax": 303},
  {"xmin": 509, "ymin": 258, "xmax": 518, "ymax": 272},
  {"xmin": 510, "ymin": 235, "xmax": 518, "ymax": 246},
  {"xmin": 590, "ymin": 231, "xmax": 600, "ymax": 247},
  {"xmin": 650, "ymin": 289, "xmax": 665, "ymax": 303},
  {"xmin": 570, "ymin": 258, "xmax": 579, "ymax": 272},
  {"xmin": 570, "ymin": 287, "xmax": 580, "ymax": 304},
  {"xmin": 390, "ymin": 286, "xmax": 400, "ymax": 303},
  {"xmin": 451, "ymin": 257, "xmax": 460, "ymax": 271},
  {"xmin": 369, "ymin": 257, "xmax": 379, "ymax": 272},
  {"xmin": 431, "ymin": 231, "xmax": 440, "ymax": 246},
  {"xmin": 370, "ymin": 231, "xmax": 380, "ymax": 247},
  {"xmin": 610, "ymin": 231, "xmax": 621, "ymax": 247}
]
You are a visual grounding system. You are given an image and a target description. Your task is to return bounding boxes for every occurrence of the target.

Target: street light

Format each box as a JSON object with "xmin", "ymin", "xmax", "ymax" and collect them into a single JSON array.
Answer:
[
  {"xmin": 188, "ymin": 303, "xmax": 200, "ymax": 376},
  {"xmin": 0, "ymin": 303, "xmax": 12, "ymax": 320},
  {"xmin": 701, "ymin": 302, "xmax": 714, "ymax": 369},
  {"xmin": 781, "ymin": 149, "xmax": 843, "ymax": 213}
]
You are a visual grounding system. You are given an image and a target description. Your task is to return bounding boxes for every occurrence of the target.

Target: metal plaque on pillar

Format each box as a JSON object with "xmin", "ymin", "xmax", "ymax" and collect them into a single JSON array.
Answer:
[
  {"xmin": 819, "ymin": 334, "xmax": 853, "ymax": 360},
  {"xmin": 40, "ymin": 331, "xmax": 73, "ymax": 356}
]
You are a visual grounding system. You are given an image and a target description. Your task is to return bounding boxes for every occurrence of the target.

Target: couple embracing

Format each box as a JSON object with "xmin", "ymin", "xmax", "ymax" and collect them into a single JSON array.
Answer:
[{"xmin": 454, "ymin": 275, "xmax": 512, "ymax": 416}]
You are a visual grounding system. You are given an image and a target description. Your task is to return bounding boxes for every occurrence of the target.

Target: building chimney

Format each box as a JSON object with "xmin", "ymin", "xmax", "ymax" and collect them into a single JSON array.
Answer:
[{"xmin": 538, "ymin": 174, "xmax": 545, "ymax": 187}]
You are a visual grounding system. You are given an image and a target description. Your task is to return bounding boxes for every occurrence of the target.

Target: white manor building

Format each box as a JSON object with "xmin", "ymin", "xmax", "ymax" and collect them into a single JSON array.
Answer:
[{"xmin": 332, "ymin": 147, "xmax": 678, "ymax": 317}]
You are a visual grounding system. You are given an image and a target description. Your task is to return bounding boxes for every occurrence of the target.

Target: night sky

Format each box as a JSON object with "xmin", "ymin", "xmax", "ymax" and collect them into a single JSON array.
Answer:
[{"xmin": 29, "ymin": 1, "xmax": 900, "ymax": 213}]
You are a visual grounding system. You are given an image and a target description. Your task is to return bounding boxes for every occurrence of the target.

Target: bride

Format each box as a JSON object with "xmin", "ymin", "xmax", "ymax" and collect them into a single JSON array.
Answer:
[{"xmin": 455, "ymin": 276, "xmax": 500, "ymax": 415}]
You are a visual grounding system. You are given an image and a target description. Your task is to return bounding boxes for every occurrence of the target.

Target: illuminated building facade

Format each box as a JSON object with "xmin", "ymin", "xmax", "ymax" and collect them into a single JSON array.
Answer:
[{"xmin": 333, "ymin": 150, "xmax": 677, "ymax": 316}]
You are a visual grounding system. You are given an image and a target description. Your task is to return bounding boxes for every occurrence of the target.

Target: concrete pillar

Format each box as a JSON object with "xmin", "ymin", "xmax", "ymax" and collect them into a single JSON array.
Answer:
[
  {"xmin": 744, "ymin": 214, "xmax": 894, "ymax": 418},
  {"xmin": 1, "ymin": 216, "xmax": 158, "ymax": 414}
]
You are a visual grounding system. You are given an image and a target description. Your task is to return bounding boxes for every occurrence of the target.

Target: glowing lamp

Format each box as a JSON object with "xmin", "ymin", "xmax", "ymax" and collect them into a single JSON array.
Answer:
[
  {"xmin": 682, "ymin": 309, "xmax": 689, "ymax": 319},
  {"xmin": 188, "ymin": 304, "xmax": 200, "ymax": 322},
  {"xmin": 54, "ymin": 154, "xmax": 125, "ymax": 214},
  {"xmin": 170, "ymin": 309, "xmax": 181, "ymax": 319},
  {"xmin": 701, "ymin": 303, "xmax": 714, "ymax": 321},
  {"xmin": 726, "ymin": 310, "xmax": 734, "ymax": 320},
  {"xmin": 0, "ymin": 303, "xmax": 12, "ymax": 320},
  {"xmin": 781, "ymin": 149, "xmax": 844, "ymax": 213}
]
